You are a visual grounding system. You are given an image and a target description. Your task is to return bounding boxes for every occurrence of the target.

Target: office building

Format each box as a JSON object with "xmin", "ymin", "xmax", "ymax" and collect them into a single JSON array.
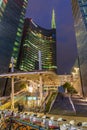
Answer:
[
  {"xmin": 71, "ymin": 0, "xmax": 87, "ymax": 96},
  {"xmin": 0, "ymin": 0, "xmax": 28, "ymax": 95},
  {"xmin": 0, "ymin": 0, "xmax": 28, "ymax": 73},
  {"xmin": 17, "ymin": 18, "xmax": 57, "ymax": 72}
]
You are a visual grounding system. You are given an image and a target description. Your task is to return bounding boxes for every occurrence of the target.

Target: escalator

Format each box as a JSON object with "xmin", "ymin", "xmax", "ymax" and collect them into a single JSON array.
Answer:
[
  {"xmin": 40, "ymin": 91, "xmax": 57, "ymax": 113},
  {"xmin": 0, "ymin": 90, "xmax": 26, "ymax": 110},
  {"xmin": 49, "ymin": 93, "xmax": 75, "ymax": 115}
]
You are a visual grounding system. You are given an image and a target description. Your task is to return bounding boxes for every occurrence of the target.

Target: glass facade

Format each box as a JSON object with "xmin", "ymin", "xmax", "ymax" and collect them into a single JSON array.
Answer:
[
  {"xmin": 0, "ymin": 0, "xmax": 28, "ymax": 73},
  {"xmin": 78, "ymin": 0, "xmax": 87, "ymax": 28},
  {"xmin": 0, "ymin": 0, "xmax": 28, "ymax": 96},
  {"xmin": 17, "ymin": 18, "xmax": 57, "ymax": 72},
  {"xmin": 71, "ymin": 0, "xmax": 87, "ymax": 96}
]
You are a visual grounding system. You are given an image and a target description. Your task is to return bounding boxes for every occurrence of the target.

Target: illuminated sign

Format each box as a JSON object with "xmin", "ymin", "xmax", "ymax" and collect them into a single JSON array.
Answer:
[{"xmin": 27, "ymin": 96, "xmax": 37, "ymax": 100}]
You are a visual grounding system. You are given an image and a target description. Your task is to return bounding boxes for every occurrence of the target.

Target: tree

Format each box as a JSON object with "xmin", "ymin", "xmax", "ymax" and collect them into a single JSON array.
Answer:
[{"xmin": 63, "ymin": 82, "xmax": 77, "ymax": 94}]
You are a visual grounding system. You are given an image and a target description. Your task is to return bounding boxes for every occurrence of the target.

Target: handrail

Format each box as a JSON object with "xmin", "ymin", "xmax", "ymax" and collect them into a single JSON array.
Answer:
[
  {"xmin": 0, "ymin": 93, "xmax": 26, "ymax": 110},
  {"xmin": 49, "ymin": 92, "xmax": 58, "ymax": 112},
  {"xmin": 11, "ymin": 117, "xmax": 47, "ymax": 130},
  {"xmin": 40, "ymin": 92, "xmax": 49, "ymax": 109},
  {"xmin": 45, "ymin": 91, "xmax": 57, "ymax": 112}
]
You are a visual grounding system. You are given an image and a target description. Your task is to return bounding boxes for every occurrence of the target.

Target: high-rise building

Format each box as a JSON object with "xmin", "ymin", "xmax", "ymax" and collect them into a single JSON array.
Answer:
[
  {"xmin": 0, "ymin": 0, "xmax": 28, "ymax": 73},
  {"xmin": 0, "ymin": 0, "xmax": 28, "ymax": 95},
  {"xmin": 16, "ymin": 18, "xmax": 57, "ymax": 72},
  {"xmin": 71, "ymin": 0, "xmax": 87, "ymax": 96},
  {"xmin": 51, "ymin": 9, "xmax": 56, "ymax": 29}
]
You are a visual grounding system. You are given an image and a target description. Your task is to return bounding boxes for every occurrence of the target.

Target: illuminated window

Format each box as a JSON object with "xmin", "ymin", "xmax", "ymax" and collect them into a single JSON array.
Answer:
[
  {"xmin": 13, "ymin": 48, "xmax": 18, "ymax": 51},
  {"xmin": 20, "ymin": 18, "xmax": 24, "ymax": 23},
  {"xmin": 18, "ymin": 27, "xmax": 22, "ymax": 32},
  {"xmin": 17, "ymin": 32, "xmax": 21, "ymax": 37},
  {"xmin": 14, "ymin": 42, "xmax": 19, "ymax": 46}
]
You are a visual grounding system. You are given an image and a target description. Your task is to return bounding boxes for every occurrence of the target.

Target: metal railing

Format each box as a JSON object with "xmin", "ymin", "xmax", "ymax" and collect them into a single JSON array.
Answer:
[{"xmin": 10, "ymin": 117, "xmax": 47, "ymax": 130}]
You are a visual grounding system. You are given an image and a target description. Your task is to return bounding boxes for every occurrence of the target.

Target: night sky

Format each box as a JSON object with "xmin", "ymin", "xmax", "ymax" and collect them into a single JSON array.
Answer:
[{"xmin": 26, "ymin": 0, "xmax": 77, "ymax": 74}]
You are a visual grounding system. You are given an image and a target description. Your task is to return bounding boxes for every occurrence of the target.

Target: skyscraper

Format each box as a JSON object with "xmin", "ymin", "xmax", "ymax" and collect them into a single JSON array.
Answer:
[
  {"xmin": 0, "ymin": 0, "xmax": 28, "ymax": 95},
  {"xmin": 0, "ymin": 0, "xmax": 28, "ymax": 73},
  {"xmin": 51, "ymin": 9, "xmax": 56, "ymax": 29},
  {"xmin": 71, "ymin": 0, "xmax": 87, "ymax": 96},
  {"xmin": 16, "ymin": 18, "xmax": 57, "ymax": 72}
]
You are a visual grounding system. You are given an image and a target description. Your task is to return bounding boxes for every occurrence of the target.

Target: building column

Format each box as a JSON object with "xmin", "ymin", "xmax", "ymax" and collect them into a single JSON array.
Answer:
[
  {"xmin": 39, "ymin": 75, "xmax": 43, "ymax": 105},
  {"xmin": 38, "ymin": 50, "xmax": 42, "ymax": 70},
  {"xmin": 11, "ymin": 76, "xmax": 14, "ymax": 110}
]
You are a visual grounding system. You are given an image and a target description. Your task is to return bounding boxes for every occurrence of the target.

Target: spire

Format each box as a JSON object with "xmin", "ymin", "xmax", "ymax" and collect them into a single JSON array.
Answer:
[{"xmin": 51, "ymin": 9, "xmax": 56, "ymax": 29}]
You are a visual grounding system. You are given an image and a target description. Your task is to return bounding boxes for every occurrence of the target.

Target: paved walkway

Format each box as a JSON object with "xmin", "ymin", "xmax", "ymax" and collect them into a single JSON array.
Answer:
[
  {"xmin": 47, "ymin": 113, "xmax": 87, "ymax": 123},
  {"xmin": 27, "ymin": 111, "xmax": 87, "ymax": 124}
]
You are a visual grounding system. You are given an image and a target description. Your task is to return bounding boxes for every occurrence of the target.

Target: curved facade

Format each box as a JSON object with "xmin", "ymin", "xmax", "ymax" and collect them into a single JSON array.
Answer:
[
  {"xmin": 71, "ymin": 0, "xmax": 87, "ymax": 96},
  {"xmin": 17, "ymin": 18, "xmax": 57, "ymax": 72}
]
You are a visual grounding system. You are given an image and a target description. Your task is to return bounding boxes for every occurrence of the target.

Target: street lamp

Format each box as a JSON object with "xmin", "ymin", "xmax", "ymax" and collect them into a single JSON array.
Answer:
[{"xmin": 74, "ymin": 67, "xmax": 79, "ymax": 73}]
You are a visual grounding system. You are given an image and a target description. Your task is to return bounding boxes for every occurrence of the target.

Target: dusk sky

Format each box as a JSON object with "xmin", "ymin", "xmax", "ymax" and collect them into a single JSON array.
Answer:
[{"xmin": 26, "ymin": 0, "xmax": 77, "ymax": 74}]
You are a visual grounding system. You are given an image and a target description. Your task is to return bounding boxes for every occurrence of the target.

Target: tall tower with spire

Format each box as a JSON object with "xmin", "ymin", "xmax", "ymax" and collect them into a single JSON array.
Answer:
[{"xmin": 51, "ymin": 9, "xmax": 56, "ymax": 29}]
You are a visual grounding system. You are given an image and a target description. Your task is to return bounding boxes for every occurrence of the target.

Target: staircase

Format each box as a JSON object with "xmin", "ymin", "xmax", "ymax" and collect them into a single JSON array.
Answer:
[{"xmin": 50, "ymin": 93, "xmax": 75, "ymax": 115}]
